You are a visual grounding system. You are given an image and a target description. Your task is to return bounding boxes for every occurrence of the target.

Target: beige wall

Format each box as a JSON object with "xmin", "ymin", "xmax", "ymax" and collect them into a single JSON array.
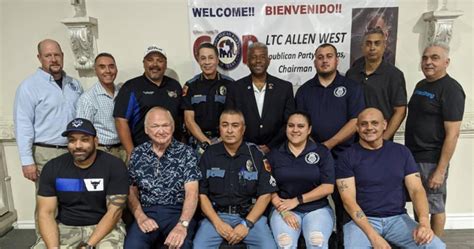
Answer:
[{"xmin": 1, "ymin": 0, "xmax": 473, "ymax": 228}]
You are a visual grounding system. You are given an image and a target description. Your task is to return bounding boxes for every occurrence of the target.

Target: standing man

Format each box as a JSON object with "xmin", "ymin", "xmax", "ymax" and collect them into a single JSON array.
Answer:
[
  {"xmin": 77, "ymin": 53, "xmax": 126, "ymax": 161},
  {"xmin": 114, "ymin": 45, "xmax": 182, "ymax": 159},
  {"xmin": 125, "ymin": 107, "xmax": 201, "ymax": 249},
  {"xmin": 183, "ymin": 43, "xmax": 233, "ymax": 152},
  {"xmin": 336, "ymin": 108, "xmax": 445, "ymax": 248},
  {"xmin": 34, "ymin": 118, "xmax": 128, "ymax": 248},
  {"xmin": 296, "ymin": 43, "xmax": 365, "ymax": 248},
  {"xmin": 193, "ymin": 109, "xmax": 277, "ymax": 248},
  {"xmin": 405, "ymin": 42, "xmax": 465, "ymax": 237},
  {"xmin": 346, "ymin": 28, "xmax": 407, "ymax": 139},
  {"xmin": 226, "ymin": 42, "xmax": 295, "ymax": 153},
  {"xmin": 14, "ymin": 39, "xmax": 83, "ymax": 236}
]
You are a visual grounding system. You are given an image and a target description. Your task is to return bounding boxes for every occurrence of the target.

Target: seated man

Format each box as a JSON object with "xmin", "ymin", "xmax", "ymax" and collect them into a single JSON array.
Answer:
[
  {"xmin": 336, "ymin": 108, "xmax": 445, "ymax": 248},
  {"xmin": 35, "ymin": 118, "xmax": 129, "ymax": 248},
  {"xmin": 193, "ymin": 109, "xmax": 277, "ymax": 248},
  {"xmin": 125, "ymin": 107, "xmax": 201, "ymax": 249}
]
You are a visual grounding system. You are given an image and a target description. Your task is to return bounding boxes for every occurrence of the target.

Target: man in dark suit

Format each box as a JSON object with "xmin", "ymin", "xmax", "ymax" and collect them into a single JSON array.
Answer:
[{"xmin": 226, "ymin": 42, "xmax": 295, "ymax": 153}]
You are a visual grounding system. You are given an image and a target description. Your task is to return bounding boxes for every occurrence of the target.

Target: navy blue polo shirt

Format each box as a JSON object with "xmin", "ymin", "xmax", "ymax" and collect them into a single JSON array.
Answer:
[
  {"xmin": 199, "ymin": 142, "xmax": 278, "ymax": 208},
  {"xmin": 336, "ymin": 141, "xmax": 418, "ymax": 218},
  {"xmin": 182, "ymin": 73, "xmax": 233, "ymax": 136},
  {"xmin": 113, "ymin": 75, "xmax": 182, "ymax": 146},
  {"xmin": 268, "ymin": 140, "xmax": 335, "ymax": 212},
  {"xmin": 346, "ymin": 57, "xmax": 407, "ymax": 120},
  {"xmin": 295, "ymin": 72, "xmax": 365, "ymax": 158}
]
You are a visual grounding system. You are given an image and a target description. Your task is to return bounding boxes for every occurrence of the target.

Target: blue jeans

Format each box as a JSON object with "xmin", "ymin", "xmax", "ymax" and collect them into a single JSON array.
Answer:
[
  {"xmin": 124, "ymin": 205, "xmax": 195, "ymax": 249},
  {"xmin": 270, "ymin": 206, "xmax": 334, "ymax": 249},
  {"xmin": 343, "ymin": 214, "xmax": 445, "ymax": 248},
  {"xmin": 193, "ymin": 213, "xmax": 276, "ymax": 249}
]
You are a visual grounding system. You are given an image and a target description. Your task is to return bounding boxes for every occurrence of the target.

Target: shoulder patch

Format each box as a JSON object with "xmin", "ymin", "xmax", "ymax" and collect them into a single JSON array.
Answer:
[
  {"xmin": 263, "ymin": 158, "xmax": 272, "ymax": 172},
  {"xmin": 182, "ymin": 84, "xmax": 189, "ymax": 96}
]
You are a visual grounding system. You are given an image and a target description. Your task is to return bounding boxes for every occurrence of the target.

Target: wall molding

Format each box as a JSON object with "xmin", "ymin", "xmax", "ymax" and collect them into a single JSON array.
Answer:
[{"xmin": 14, "ymin": 213, "xmax": 474, "ymax": 230}]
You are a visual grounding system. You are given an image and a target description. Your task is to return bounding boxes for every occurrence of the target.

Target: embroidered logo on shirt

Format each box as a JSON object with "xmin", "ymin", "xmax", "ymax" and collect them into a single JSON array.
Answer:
[
  {"xmin": 305, "ymin": 152, "xmax": 320, "ymax": 164},
  {"xmin": 143, "ymin": 91, "xmax": 155, "ymax": 95},
  {"xmin": 334, "ymin": 86, "xmax": 347, "ymax": 97},
  {"xmin": 168, "ymin": 90, "xmax": 178, "ymax": 98},
  {"xmin": 84, "ymin": 178, "xmax": 104, "ymax": 191},
  {"xmin": 246, "ymin": 159, "xmax": 254, "ymax": 172},
  {"xmin": 414, "ymin": 90, "xmax": 435, "ymax": 99}
]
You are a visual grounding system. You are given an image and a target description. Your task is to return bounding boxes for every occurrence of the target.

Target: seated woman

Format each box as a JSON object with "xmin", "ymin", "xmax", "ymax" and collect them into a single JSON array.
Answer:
[{"xmin": 268, "ymin": 111, "xmax": 335, "ymax": 249}]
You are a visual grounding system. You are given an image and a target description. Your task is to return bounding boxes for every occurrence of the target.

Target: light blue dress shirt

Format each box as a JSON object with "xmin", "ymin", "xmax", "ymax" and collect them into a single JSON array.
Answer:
[{"xmin": 14, "ymin": 68, "xmax": 83, "ymax": 165}]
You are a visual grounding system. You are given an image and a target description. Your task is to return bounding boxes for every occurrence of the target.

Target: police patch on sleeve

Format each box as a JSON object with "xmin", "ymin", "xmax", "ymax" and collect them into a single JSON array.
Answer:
[
  {"xmin": 182, "ymin": 85, "xmax": 189, "ymax": 96},
  {"xmin": 333, "ymin": 86, "xmax": 347, "ymax": 97},
  {"xmin": 263, "ymin": 159, "xmax": 272, "ymax": 172},
  {"xmin": 305, "ymin": 152, "xmax": 320, "ymax": 165}
]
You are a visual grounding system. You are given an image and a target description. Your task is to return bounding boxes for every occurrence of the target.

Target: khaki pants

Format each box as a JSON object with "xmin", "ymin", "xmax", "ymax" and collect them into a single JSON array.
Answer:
[
  {"xmin": 32, "ymin": 222, "xmax": 125, "ymax": 249},
  {"xmin": 97, "ymin": 145, "xmax": 128, "ymax": 165},
  {"xmin": 33, "ymin": 146, "xmax": 68, "ymax": 238}
]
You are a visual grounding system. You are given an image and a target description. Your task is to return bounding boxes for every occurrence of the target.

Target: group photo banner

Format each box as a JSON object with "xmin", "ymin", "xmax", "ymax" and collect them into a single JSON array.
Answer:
[{"xmin": 188, "ymin": 0, "xmax": 398, "ymax": 86}]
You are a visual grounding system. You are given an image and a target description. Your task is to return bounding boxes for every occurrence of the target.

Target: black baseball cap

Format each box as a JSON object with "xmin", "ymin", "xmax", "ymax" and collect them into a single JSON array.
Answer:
[{"xmin": 61, "ymin": 118, "xmax": 97, "ymax": 137}]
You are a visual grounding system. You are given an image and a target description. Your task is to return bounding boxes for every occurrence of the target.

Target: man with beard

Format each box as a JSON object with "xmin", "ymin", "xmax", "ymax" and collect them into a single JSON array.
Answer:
[
  {"xmin": 34, "ymin": 118, "xmax": 129, "ymax": 249},
  {"xmin": 295, "ymin": 43, "xmax": 365, "ymax": 247},
  {"xmin": 182, "ymin": 43, "xmax": 233, "ymax": 154},
  {"xmin": 114, "ymin": 45, "xmax": 182, "ymax": 159},
  {"xmin": 226, "ymin": 42, "xmax": 295, "ymax": 153},
  {"xmin": 405, "ymin": 43, "xmax": 465, "ymax": 237},
  {"xmin": 335, "ymin": 108, "xmax": 445, "ymax": 248},
  {"xmin": 346, "ymin": 28, "xmax": 407, "ymax": 140},
  {"xmin": 125, "ymin": 107, "xmax": 201, "ymax": 249},
  {"xmin": 77, "ymin": 53, "xmax": 126, "ymax": 161},
  {"xmin": 13, "ymin": 39, "xmax": 83, "ymax": 238}
]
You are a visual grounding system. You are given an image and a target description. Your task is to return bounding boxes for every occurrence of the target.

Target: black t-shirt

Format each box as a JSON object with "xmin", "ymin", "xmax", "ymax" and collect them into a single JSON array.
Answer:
[
  {"xmin": 405, "ymin": 74, "xmax": 465, "ymax": 163},
  {"xmin": 182, "ymin": 73, "xmax": 233, "ymax": 135},
  {"xmin": 346, "ymin": 57, "xmax": 407, "ymax": 120},
  {"xmin": 38, "ymin": 151, "xmax": 129, "ymax": 226},
  {"xmin": 113, "ymin": 74, "xmax": 182, "ymax": 146}
]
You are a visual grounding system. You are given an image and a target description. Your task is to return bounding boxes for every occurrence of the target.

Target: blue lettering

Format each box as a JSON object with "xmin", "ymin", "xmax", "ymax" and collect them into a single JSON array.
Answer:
[{"xmin": 414, "ymin": 90, "xmax": 435, "ymax": 99}]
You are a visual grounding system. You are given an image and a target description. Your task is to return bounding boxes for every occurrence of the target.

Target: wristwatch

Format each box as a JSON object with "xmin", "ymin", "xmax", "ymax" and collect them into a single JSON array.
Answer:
[
  {"xmin": 240, "ymin": 219, "xmax": 254, "ymax": 229},
  {"xmin": 77, "ymin": 241, "xmax": 95, "ymax": 249},
  {"xmin": 179, "ymin": 219, "xmax": 190, "ymax": 228},
  {"xmin": 297, "ymin": 194, "xmax": 304, "ymax": 204}
]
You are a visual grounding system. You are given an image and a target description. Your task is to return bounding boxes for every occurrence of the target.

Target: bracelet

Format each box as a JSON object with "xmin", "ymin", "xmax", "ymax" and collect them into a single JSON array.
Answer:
[{"xmin": 280, "ymin": 210, "xmax": 289, "ymax": 218}]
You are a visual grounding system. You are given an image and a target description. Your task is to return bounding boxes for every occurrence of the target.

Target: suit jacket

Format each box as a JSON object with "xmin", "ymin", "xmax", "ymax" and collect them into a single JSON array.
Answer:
[{"xmin": 226, "ymin": 73, "xmax": 295, "ymax": 148}]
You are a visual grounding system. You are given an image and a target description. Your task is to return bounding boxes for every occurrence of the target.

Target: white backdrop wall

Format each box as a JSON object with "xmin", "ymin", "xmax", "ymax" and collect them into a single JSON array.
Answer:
[{"xmin": 0, "ymin": 0, "xmax": 472, "ymax": 228}]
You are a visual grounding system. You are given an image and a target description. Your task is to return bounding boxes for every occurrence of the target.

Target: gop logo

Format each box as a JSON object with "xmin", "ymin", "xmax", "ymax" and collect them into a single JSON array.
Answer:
[{"xmin": 193, "ymin": 31, "xmax": 258, "ymax": 71}]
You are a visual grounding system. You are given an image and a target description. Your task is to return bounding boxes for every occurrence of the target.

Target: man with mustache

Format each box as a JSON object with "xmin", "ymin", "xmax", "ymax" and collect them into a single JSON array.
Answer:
[
  {"xmin": 77, "ymin": 53, "xmax": 126, "ymax": 161},
  {"xmin": 346, "ymin": 28, "xmax": 407, "ymax": 140},
  {"xmin": 182, "ymin": 43, "xmax": 233, "ymax": 155},
  {"xmin": 405, "ymin": 42, "xmax": 465, "ymax": 237},
  {"xmin": 295, "ymin": 43, "xmax": 365, "ymax": 248},
  {"xmin": 114, "ymin": 45, "xmax": 182, "ymax": 160},
  {"xmin": 226, "ymin": 42, "xmax": 295, "ymax": 154},
  {"xmin": 336, "ymin": 108, "xmax": 445, "ymax": 248},
  {"xmin": 13, "ymin": 39, "xmax": 83, "ymax": 239},
  {"xmin": 34, "ymin": 118, "xmax": 129, "ymax": 249}
]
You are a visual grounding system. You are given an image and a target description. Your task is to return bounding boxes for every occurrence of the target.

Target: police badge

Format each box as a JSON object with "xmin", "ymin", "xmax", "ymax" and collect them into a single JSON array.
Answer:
[
  {"xmin": 219, "ymin": 85, "xmax": 227, "ymax": 95},
  {"xmin": 246, "ymin": 159, "xmax": 254, "ymax": 172},
  {"xmin": 333, "ymin": 86, "xmax": 347, "ymax": 97},
  {"xmin": 168, "ymin": 90, "xmax": 178, "ymax": 98},
  {"xmin": 305, "ymin": 152, "xmax": 320, "ymax": 164}
]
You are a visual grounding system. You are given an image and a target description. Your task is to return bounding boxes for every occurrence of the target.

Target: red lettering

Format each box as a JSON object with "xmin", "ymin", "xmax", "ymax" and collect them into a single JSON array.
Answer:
[
  {"xmin": 242, "ymin": 35, "xmax": 258, "ymax": 64},
  {"xmin": 193, "ymin": 35, "xmax": 212, "ymax": 61}
]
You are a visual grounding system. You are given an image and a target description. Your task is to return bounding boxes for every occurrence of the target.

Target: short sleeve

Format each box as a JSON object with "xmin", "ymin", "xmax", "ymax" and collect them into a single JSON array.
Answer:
[
  {"xmin": 347, "ymin": 80, "xmax": 366, "ymax": 119},
  {"xmin": 113, "ymin": 83, "xmax": 133, "ymax": 119},
  {"xmin": 319, "ymin": 149, "xmax": 335, "ymax": 184},
  {"xmin": 198, "ymin": 150, "xmax": 211, "ymax": 195},
  {"xmin": 106, "ymin": 158, "xmax": 129, "ymax": 195},
  {"xmin": 76, "ymin": 94, "xmax": 95, "ymax": 121},
  {"xmin": 441, "ymin": 83, "xmax": 465, "ymax": 121},
  {"xmin": 128, "ymin": 148, "xmax": 140, "ymax": 186},
  {"xmin": 402, "ymin": 146, "xmax": 419, "ymax": 176},
  {"xmin": 335, "ymin": 150, "xmax": 355, "ymax": 179},
  {"xmin": 181, "ymin": 82, "xmax": 193, "ymax": 110},
  {"xmin": 255, "ymin": 150, "xmax": 278, "ymax": 196},
  {"xmin": 183, "ymin": 147, "xmax": 202, "ymax": 183},
  {"xmin": 390, "ymin": 70, "xmax": 407, "ymax": 107},
  {"xmin": 37, "ymin": 161, "xmax": 57, "ymax": 197}
]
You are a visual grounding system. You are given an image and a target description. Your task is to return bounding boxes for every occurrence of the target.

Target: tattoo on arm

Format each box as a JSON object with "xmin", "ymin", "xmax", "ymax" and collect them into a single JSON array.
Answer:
[
  {"xmin": 106, "ymin": 194, "xmax": 128, "ymax": 209},
  {"xmin": 355, "ymin": 210, "xmax": 366, "ymax": 219},
  {"xmin": 338, "ymin": 180, "xmax": 349, "ymax": 192}
]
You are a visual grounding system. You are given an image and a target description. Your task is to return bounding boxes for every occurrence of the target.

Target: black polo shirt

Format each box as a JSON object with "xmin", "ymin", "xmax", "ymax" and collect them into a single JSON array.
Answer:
[
  {"xmin": 182, "ymin": 73, "xmax": 234, "ymax": 136},
  {"xmin": 199, "ymin": 142, "xmax": 278, "ymax": 208},
  {"xmin": 268, "ymin": 140, "xmax": 334, "ymax": 212},
  {"xmin": 113, "ymin": 74, "xmax": 182, "ymax": 146},
  {"xmin": 346, "ymin": 57, "xmax": 407, "ymax": 120},
  {"xmin": 405, "ymin": 74, "xmax": 465, "ymax": 163},
  {"xmin": 295, "ymin": 72, "xmax": 365, "ymax": 158}
]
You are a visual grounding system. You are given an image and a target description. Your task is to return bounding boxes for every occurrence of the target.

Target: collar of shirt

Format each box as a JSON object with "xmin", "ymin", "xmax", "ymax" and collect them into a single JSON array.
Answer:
[
  {"xmin": 37, "ymin": 68, "xmax": 72, "ymax": 86},
  {"xmin": 200, "ymin": 72, "xmax": 221, "ymax": 81},
  {"xmin": 214, "ymin": 142, "xmax": 252, "ymax": 158},
  {"xmin": 143, "ymin": 73, "xmax": 169, "ymax": 88},
  {"xmin": 311, "ymin": 71, "xmax": 344, "ymax": 88},
  {"xmin": 252, "ymin": 82, "xmax": 267, "ymax": 93},
  {"xmin": 279, "ymin": 139, "xmax": 318, "ymax": 157},
  {"xmin": 356, "ymin": 59, "xmax": 388, "ymax": 76},
  {"xmin": 94, "ymin": 82, "xmax": 119, "ymax": 99}
]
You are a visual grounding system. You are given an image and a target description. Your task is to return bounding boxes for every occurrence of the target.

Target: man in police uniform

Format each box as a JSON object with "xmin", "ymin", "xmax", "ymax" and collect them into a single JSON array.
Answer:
[
  {"xmin": 114, "ymin": 45, "xmax": 182, "ymax": 159},
  {"xmin": 182, "ymin": 43, "xmax": 233, "ymax": 153},
  {"xmin": 296, "ymin": 43, "xmax": 365, "ymax": 248},
  {"xmin": 193, "ymin": 109, "xmax": 277, "ymax": 248},
  {"xmin": 226, "ymin": 42, "xmax": 295, "ymax": 153}
]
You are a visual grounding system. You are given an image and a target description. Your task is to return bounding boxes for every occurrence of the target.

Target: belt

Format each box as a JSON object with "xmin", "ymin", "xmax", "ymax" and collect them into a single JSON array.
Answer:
[
  {"xmin": 33, "ymin": 143, "xmax": 67, "ymax": 149},
  {"xmin": 215, "ymin": 205, "xmax": 251, "ymax": 216},
  {"xmin": 98, "ymin": 143, "xmax": 122, "ymax": 149}
]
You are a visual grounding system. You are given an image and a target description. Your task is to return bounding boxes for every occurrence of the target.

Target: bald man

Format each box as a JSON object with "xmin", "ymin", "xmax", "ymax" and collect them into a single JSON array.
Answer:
[
  {"xmin": 14, "ymin": 39, "xmax": 83, "ymax": 238},
  {"xmin": 335, "ymin": 108, "xmax": 445, "ymax": 248},
  {"xmin": 125, "ymin": 107, "xmax": 201, "ymax": 249}
]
